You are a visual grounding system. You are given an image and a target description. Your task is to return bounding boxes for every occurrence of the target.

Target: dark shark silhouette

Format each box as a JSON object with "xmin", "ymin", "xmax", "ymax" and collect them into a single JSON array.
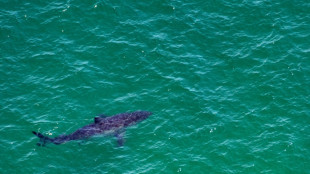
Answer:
[{"xmin": 32, "ymin": 111, "xmax": 152, "ymax": 146}]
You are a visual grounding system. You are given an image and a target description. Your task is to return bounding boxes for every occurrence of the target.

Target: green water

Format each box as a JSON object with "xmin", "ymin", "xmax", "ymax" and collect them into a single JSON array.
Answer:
[{"xmin": 1, "ymin": 0, "xmax": 310, "ymax": 173}]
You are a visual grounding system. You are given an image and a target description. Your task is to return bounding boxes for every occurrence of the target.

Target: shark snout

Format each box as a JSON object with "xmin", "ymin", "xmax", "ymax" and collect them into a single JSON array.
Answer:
[
  {"xmin": 135, "ymin": 111, "xmax": 152, "ymax": 120},
  {"xmin": 141, "ymin": 111, "xmax": 152, "ymax": 117}
]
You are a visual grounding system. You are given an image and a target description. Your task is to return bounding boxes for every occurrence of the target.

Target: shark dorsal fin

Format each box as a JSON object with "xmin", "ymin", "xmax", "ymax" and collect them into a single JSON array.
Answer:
[{"xmin": 94, "ymin": 117, "xmax": 105, "ymax": 124}]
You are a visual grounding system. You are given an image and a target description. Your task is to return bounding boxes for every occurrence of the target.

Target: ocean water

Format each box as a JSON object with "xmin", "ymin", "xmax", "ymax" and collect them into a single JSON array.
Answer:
[{"xmin": 1, "ymin": 0, "xmax": 310, "ymax": 173}]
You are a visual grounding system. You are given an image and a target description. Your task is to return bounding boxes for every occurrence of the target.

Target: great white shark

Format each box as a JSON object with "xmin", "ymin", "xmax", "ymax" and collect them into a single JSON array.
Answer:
[{"xmin": 32, "ymin": 111, "xmax": 152, "ymax": 146}]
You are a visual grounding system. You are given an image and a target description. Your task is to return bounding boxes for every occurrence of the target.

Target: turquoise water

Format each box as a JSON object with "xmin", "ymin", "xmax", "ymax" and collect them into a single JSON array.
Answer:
[{"xmin": 1, "ymin": 0, "xmax": 310, "ymax": 173}]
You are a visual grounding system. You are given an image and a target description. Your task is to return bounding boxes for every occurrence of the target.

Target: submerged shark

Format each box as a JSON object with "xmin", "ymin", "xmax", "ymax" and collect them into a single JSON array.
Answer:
[{"xmin": 32, "ymin": 111, "xmax": 152, "ymax": 146}]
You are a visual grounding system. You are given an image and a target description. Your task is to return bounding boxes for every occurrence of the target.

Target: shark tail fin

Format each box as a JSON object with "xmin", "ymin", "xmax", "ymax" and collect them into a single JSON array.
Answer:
[{"xmin": 32, "ymin": 131, "xmax": 54, "ymax": 146}]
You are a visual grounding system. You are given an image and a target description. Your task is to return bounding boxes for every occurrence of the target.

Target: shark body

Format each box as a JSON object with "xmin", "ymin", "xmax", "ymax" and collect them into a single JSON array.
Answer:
[{"xmin": 32, "ymin": 111, "xmax": 152, "ymax": 146}]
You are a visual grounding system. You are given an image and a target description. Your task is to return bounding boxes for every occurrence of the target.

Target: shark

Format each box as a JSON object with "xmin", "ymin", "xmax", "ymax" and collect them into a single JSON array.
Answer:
[{"xmin": 32, "ymin": 111, "xmax": 152, "ymax": 146}]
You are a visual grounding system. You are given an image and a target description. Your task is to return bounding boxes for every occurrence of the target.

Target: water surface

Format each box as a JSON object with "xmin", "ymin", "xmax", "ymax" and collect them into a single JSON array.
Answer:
[{"xmin": 1, "ymin": 0, "xmax": 309, "ymax": 173}]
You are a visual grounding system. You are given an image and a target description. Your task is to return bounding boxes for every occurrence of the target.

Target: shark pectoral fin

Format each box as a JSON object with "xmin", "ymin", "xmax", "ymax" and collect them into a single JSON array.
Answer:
[
  {"xmin": 78, "ymin": 139, "xmax": 88, "ymax": 146},
  {"xmin": 115, "ymin": 131, "xmax": 125, "ymax": 146}
]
